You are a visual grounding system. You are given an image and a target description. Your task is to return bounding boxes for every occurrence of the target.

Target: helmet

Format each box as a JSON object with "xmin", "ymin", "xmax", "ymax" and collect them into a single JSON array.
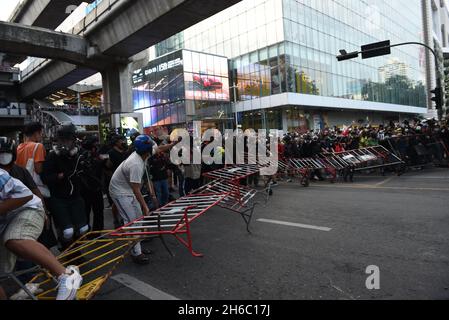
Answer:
[
  {"xmin": 54, "ymin": 124, "xmax": 79, "ymax": 157},
  {"xmin": 81, "ymin": 135, "xmax": 99, "ymax": 150},
  {"xmin": 56, "ymin": 123, "xmax": 77, "ymax": 140},
  {"xmin": 283, "ymin": 135, "xmax": 291, "ymax": 143},
  {"xmin": 134, "ymin": 135, "xmax": 155, "ymax": 155},
  {"xmin": 110, "ymin": 134, "xmax": 126, "ymax": 147},
  {"xmin": 0, "ymin": 137, "xmax": 16, "ymax": 166},
  {"xmin": 130, "ymin": 131, "xmax": 141, "ymax": 143}
]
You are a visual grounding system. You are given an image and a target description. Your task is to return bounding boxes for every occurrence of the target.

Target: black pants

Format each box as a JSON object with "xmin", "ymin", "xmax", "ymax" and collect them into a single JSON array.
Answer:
[
  {"xmin": 50, "ymin": 196, "xmax": 87, "ymax": 247},
  {"xmin": 82, "ymin": 190, "xmax": 105, "ymax": 231},
  {"xmin": 185, "ymin": 178, "xmax": 201, "ymax": 194}
]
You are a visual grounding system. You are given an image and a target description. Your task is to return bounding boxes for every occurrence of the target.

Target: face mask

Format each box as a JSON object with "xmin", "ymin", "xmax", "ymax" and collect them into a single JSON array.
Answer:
[{"xmin": 0, "ymin": 153, "xmax": 14, "ymax": 166}]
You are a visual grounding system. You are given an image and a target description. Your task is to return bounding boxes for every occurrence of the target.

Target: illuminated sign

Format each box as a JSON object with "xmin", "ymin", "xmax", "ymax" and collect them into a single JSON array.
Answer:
[{"xmin": 132, "ymin": 58, "xmax": 183, "ymax": 85}]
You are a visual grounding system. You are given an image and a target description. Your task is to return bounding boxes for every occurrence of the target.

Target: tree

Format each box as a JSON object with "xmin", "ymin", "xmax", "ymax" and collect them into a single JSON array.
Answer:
[{"xmin": 361, "ymin": 75, "xmax": 426, "ymax": 107}]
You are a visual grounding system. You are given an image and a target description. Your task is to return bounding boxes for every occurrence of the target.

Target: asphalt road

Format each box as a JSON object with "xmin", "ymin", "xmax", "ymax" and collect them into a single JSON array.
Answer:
[{"xmin": 95, "ymin": 168, "xmax": 449, "ymax": 300}]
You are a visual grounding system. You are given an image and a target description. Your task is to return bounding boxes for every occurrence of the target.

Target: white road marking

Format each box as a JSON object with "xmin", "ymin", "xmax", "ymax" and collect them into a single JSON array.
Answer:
[
  {"xmin": 111, "ymin": 273, "xmax": 179, "ymax": 300},
  {"xmin": 257, "ymin": 218, "xmax": 332, "ymax": 232},
  {"xmin": 312, "ymin": 184, "xmax": 449, "ymax": 191},
  {"xmin": 355, "ymin": 175, "xmax": 449, "ymax": 179},
  {"xmin": 375, "ymin": 177, "xmax": 394, "ymax": 186}
]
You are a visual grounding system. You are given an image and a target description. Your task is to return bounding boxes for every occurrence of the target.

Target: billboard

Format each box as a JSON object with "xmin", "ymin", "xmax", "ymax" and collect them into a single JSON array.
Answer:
[
  {"xmin": 132, "ymin": 50, "xmax": 185, "ymax": 110},
  {"xmin": 183, "ymin": 51, "xmax": 230, "ymax": 101},
  {"xmin": 132, "ymin": 50, "xmax": 230, "ymax": 127}
]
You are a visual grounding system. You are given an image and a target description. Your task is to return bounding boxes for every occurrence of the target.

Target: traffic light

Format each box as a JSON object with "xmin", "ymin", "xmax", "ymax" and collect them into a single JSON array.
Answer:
[
  {"xmin": 430, "ymin": 87, "xmax": 443, "ymax": 110},
  {"xmin": 337, "ymin": 50, "xmax": 359, "ymax": 61}
]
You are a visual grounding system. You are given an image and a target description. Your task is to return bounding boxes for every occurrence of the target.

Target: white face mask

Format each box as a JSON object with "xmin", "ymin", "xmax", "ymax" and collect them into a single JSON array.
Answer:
[{"xmin": 0, "ymin": 153, "xmax": 13, "ymax": 166}]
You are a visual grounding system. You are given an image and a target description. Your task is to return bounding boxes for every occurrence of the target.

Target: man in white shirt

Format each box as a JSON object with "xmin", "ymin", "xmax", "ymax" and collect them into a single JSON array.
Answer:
[
  {"xmin": 0, "ymin": 168, "xmax": 82, "ymax": 300},
  {"xmin": 109, "ymin": 135, "xmax": 176, "ymax": 265}
]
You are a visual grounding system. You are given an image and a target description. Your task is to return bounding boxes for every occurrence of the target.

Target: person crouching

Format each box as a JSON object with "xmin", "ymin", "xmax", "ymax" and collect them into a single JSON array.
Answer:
[{"xmin": 109, "ymin": 135, "xmax": 156, "ymax": 265}]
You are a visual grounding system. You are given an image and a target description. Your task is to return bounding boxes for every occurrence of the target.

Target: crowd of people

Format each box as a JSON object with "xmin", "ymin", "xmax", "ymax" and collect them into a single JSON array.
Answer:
[
  {"xmin": 280, "ymin": 118, "xmax": 449, "ymax": 168},
  {"xmin": 0, "ymin": 122, "xmax": 220, "ymax": 300},
  {"xmin": 0, "ymin": 117, "xmax": 448, "ymax": 300}
]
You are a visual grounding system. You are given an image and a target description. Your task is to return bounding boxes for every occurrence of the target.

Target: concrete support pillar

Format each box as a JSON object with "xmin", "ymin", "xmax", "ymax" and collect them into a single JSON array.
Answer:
[{"xmin": 101, "ymin": 63, "xmax": 133, "ymax": 114}]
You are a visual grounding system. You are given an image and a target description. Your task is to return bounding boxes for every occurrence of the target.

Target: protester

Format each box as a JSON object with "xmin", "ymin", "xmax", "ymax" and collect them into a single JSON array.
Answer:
[
  {"xmin": 15, "ymin": 122, "xmax": 50, "ymax": 199},
  {"xmin": 0, "ymin": 137, "xmax": 58, "ymax": 281},
  {"xmin": 79, "ymin": 135, "xmax": 105, "ymax": 231},
  {"xmin": 41, "ymin": 124, "xmax": 89, "ymax": 250},
  {"xmin": 148, "ymin": 148, "xmax": 172, "ymax": 208},
  {"xmin": 109, "ymin": 135, "xmax": 156, "ymax": 265},
  {"xmin": 105, "ymin": 135, "xmax": 128, "ymax": 229},
  {"xmin": 0, "ymin": 168, "xmax": 82, "ymax": 300}
]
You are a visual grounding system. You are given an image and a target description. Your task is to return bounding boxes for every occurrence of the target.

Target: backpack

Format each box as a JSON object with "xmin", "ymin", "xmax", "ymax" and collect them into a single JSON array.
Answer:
[{"xmin": 26, "ymin": 143, "xmax": 51, "ymax": 198}]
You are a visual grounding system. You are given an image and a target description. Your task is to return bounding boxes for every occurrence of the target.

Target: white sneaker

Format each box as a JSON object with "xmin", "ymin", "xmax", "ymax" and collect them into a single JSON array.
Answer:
[{"xmin": 56, "ymin": 266, "xmax": 83, "ymax": 300}]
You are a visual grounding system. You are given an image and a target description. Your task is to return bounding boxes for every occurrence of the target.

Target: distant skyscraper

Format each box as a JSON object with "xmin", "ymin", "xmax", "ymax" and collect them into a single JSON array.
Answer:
[{"xmin": 378, "ymin": 58, "xmax": 409, "ymax": 82}]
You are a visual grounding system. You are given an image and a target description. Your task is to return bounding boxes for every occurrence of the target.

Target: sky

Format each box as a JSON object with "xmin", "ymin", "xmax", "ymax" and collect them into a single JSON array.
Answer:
[{"xmin": 0, "ymin": 0, "xmax": 21, "ymax": 21}]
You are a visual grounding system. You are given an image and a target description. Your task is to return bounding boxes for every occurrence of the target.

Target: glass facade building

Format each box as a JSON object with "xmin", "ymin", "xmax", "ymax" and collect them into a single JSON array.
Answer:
[
  {"xmin": 132, "ymin": 49, "xmax": 232, "ymax": 131},
  {"xmin": 140, "ymin": 0, "xmax": 427, "ymax": 131}
]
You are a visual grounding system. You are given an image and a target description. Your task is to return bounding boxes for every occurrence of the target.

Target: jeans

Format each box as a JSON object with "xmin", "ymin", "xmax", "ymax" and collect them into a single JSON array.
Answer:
[{"xmin": 153, "ymin": 179, "xmax": 170, "ymax": 208}]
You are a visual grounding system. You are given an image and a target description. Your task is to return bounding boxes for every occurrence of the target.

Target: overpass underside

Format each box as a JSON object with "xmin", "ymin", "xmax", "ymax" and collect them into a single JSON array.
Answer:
[{"xmin": 5, "ymin": 0, "xmax": 241, "ymax": 115}]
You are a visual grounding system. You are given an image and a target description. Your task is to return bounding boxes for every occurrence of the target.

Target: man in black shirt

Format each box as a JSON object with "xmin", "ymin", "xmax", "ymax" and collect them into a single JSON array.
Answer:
[
  {"xmin": 41, "ymin": 124, "xmax": 88, "ymax": 249},
  {"xmin": 107, "ymin": 135, "xmax": 128, "ymax": 171},
  {"xmin": 80, "ymin": 136, "xmax": 105, "ymax": 231},
  {"xmin": 148, "ymin": 151, "xmax": 171, "ymax": 208}
]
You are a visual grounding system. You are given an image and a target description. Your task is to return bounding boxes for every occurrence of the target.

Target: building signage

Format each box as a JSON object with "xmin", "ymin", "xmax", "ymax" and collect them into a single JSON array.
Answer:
[{"xmin": 132, "ymin": 58, "xmax": 183, "ymax": 85}]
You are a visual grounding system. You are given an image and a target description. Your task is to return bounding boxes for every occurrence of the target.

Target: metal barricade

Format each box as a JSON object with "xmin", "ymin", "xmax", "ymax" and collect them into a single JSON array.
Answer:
[
  {"xmin": 193, "ymin": 179, "xmax": 267, "ymax": 232},
  {"xmin": 384, "ymin": 134, "xmax": 449, "ymax": 169},
  {"xmin": 327, "ymin": 146, "xmax": 403, "ymax": 172},
  {"xmin": 8, "ymin": 231, "xmax": 139, "ymax": 300},
  {"xmin": 203, "ymin": 164, "xmax": 261, "ymax": 182},
  {"xmin": 111, "ymin": 193, "xmax": 228, "ymax": 258}
]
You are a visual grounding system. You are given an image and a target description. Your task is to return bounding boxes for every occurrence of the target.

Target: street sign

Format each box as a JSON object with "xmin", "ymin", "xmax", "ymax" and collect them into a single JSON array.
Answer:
[{"xmin": 361, "ymin": 40, "xmax": 391, "ymax": 59}]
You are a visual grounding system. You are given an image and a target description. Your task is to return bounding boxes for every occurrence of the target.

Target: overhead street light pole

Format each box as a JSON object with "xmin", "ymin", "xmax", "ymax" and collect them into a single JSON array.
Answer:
[
  {"xmin": 337, "ymin": 41, "xmax": 438, "ymax": 66},
  {"xmin": 337, "ymin": 42, "xmax": 438, "ymax": 63},
  {"xmin": 337, "ymin": 41, "xmax": 442, "ymax": 118}
]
